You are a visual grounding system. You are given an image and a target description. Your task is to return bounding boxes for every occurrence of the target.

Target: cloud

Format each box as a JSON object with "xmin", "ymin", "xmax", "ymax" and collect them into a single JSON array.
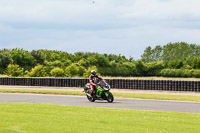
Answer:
[
  {"xmin": 1, "ymin": 0, "xmax": 200, "ymax": 28},
  {"xmin": 123, "ymin": 0, "xmax": 200, "ymax": 19},
  {"xmin": 0, "ymin": 0, "xmax": 200, "ymax": 59}
]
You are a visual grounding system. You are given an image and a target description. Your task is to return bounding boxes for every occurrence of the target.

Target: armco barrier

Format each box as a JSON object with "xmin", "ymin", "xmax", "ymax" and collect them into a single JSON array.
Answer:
[{"xmin": 0, "ymin": 77, "xmax": 200, "ymax": 92}]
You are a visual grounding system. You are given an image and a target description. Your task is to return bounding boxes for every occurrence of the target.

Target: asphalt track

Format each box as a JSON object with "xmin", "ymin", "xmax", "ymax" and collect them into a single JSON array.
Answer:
[{"xmin": 0, "ymin": 93, "xmax": 200, "ymax": 113}]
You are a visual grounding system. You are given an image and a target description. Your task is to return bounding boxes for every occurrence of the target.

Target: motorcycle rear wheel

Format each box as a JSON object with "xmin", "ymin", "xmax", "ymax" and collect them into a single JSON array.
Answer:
[
  {"xmin": 107, "ymin": 92, "xmax": 114, "ymax": 103},
  {"xmin": 87, "ymin": 95, "xmax": 95, "ymax": 102},
  {"xmin": 87, "ymin": 90, "xmax": 95, "ymax": 102}
]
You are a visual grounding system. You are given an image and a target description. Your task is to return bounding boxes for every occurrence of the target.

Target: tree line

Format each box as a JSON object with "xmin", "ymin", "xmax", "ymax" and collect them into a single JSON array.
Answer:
[
  {"xmin": 0, "ymin": 42, "xmax": 200, "ymax": 78},
  {"xmin": 141, "ymin": 42, "xmax": 200, "ymax": 77}
]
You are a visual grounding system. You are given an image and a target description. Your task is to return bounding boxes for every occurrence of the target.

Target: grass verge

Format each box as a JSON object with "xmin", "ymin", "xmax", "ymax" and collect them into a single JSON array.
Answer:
[
  {"xmin": 0, "ymin": 88, "xmax": 200, "ymax": 102},
  {"xmin": 104, "ymin": 76, "xmax": 200, "ymax": 81},
  {"xmin": 0, "ymin": 103, "xmax": 200, "ymax": 133}
]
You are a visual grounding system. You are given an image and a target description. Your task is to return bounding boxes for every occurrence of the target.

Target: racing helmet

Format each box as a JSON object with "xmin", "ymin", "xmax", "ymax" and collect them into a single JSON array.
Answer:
[{"xmin": 91, "ymin": 70, "xmax": 96, "ymax": 75}]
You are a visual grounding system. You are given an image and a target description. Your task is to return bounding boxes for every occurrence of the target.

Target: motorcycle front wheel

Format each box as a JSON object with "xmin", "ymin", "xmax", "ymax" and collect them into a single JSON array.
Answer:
[{"xmin": 107, "ymin": 92, "xmax": 114, "ymax": 103}]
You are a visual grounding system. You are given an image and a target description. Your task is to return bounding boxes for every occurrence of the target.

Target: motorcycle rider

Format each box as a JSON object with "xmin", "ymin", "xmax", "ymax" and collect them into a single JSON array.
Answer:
[{"xmin": 89, "ymin": 70, "xmax": 102, "ymax": 95}]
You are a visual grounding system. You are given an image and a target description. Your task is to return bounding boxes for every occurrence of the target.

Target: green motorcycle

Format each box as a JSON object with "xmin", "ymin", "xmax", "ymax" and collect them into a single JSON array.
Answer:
[{"xmin": 84, "ymin": 79, "xmax": 114, "ymax": 103}]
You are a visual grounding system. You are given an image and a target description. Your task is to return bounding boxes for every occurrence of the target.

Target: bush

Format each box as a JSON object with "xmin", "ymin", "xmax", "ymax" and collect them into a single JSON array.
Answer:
[
  {"xmin": 44, "ymin": 60, "xmax": 68, "ymax": 74},
  {"xmin": 167, "ymin": 59, "xmax": 183, "ymax": 69},
  {"xmin": 160, "ymin": 69, "xmax": 200, "ymax": 78},
  {"xmin": 160, "ymin": 69, "xmax": 178, "ymax": 77},
  {"xmin": 134, "ymin": 61, "xmax": 147, "ymax": 76},
  {"xmin": 98, "ymin": 67, "xmax": 113, "ymax": 76},
  {"xmin": 174, "ymin": 69, "xmax": 182, "ymax": 77},
  {"xmin": 6, "ymin": 64, "xmax": 23, "ymax": 77},
  {"xmin": 181, "ymin": 69, "xmax": 193, "ymax": 77},
  {"xmin": 146, "ymin": 62, "xmax": 165, "ymax": 76},
  {"xmin": 83, "ymin": 66, "xmax": 98, "ymax": 78},
  {"xmin": 0, "ymin": 67, "xmax": 5, "ymax": 74},
  {"xmin": 27, "ymin": 65, "xmax": 47, "ymax": 77},
  {"xmin": 50, "ymin": 67, "xmax": 65, "ymax": 77},
  {"xmin": 192, "ymin": 70, "xmax": 200, "ymax": 78},
  {"xmin": 65, "ymin": 64, "xmax": 79, "ymax": 77},
  {"xmin": 78, "ymin": 66, "xmax": 86, "ymax": 76},
  {"xmin": 160, "ymin": 69, "xmax": 173, "ymax": 77}
]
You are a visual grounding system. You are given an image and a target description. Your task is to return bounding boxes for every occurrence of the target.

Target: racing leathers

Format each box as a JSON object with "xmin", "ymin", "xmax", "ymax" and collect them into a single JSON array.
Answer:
[{"xmin": 89, "ymin": 74, "xmax": 102, "ymax": 94}]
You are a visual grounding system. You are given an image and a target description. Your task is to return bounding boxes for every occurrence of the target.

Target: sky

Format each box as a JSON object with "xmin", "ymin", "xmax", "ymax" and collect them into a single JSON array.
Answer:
[{"xmin": 0, "ymin": 0, "xmax": 200, "ymax": 59}]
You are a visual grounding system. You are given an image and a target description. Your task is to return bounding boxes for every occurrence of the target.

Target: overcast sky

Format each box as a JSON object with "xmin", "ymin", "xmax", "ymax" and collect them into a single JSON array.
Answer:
[{"xmin": 0, "ymin": 0, "xmax": 200, "ymax": 59}]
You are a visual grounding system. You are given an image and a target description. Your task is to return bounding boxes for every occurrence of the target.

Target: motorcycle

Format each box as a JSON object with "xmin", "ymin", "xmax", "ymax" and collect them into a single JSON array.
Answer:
[{"xmin": 83, "ymin": 79, "xmax": 114, "ymax": 103}]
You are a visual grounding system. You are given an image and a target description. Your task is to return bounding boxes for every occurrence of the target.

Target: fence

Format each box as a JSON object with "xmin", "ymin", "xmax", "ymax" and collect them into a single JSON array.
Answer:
[{"xmin": 0, "ymin": 77, "xmax": 199, "ymax": 92}]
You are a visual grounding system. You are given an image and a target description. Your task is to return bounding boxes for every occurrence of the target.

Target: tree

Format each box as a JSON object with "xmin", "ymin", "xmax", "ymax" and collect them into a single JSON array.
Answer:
[
  {"xmin": 31, "ymin": 50, "xmax": 46, "ymax": 64},
  {"xmin": 162, "ymin": 42, "xmax": 199, "ymax": 62},
  {"xmin": 141, "ymin": 46, "xmax": 153, "ymax": 63},
  {"xmin": 94, "ymin": 54, "xmax": 109, "ymax": 67},
  {"xmin": 9, "ymin": 48, "xmax": 36, "ymax": 69},
  {"xmin": 0, "ymin": 49, "xmax": 13, "ymax": 73},
  {"xmin": 40, "ymin": 50, "xmax": 73, "ymax": 62},
  {"xmin": 77, "ymin": 59, "xmax": 89, "ymax": 67},
  {"xmin": 151, "ymin": 45, "xmax": 162, "ymax": 62},
  {"xmin": 0, "ymin": 49, "xmax": 13, "ymax": 68}
]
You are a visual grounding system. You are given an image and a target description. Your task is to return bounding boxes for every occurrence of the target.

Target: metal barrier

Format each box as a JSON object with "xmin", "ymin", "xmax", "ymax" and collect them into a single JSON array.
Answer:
[{"xmin": 0, "ymin": 77, "xmax": 199, "ymax": 92}]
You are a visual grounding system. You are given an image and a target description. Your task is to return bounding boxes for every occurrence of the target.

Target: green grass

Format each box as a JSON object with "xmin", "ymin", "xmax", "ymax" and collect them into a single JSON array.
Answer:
[
  {"xmin": 0, "ymin": 88, "xmax": 84, "ymax": 96},
  {"xmin": 0, "ymin": 103, "xmax": 200, "ymax": 133},
  {"xmin": 0, "ymin": 88, "xmax": 200, "ymax": 102},
  {"xmin": 104, "ymin": 76, "xmax": 200, "ymax": 81}
]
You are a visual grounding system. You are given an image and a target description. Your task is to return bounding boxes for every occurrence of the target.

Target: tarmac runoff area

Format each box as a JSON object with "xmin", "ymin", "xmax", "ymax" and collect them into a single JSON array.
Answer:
[{"xmin": 0, "ymin": 86, "xmax": 200, "ymax": 113}]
